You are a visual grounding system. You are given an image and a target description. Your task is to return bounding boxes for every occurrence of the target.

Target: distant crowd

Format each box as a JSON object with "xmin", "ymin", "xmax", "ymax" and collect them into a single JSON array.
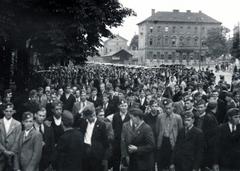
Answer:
[{"xmin": 0, "ymin": 63, "xmax": 240, "ymax": 171}]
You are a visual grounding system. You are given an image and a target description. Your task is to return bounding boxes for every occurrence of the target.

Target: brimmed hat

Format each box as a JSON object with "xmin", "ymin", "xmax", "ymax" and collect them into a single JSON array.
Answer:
[{"xmin": 227, "ymin": 108, "xmax": 240, "ymax": 118}]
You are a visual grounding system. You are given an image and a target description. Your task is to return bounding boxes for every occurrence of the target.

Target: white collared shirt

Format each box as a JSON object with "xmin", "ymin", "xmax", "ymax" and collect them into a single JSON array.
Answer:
[
  {"xmin": 34, "ymin": 122, "xmax": 45, "ymax": 133},
  {"xmin": 228, "ymin": 122, "xmax": 236, "ymax": 133},
  {"xmin": 120, "ymin": 112, "xmax": 127, "ymax": 121},
  {"xmin": 53, "ymin": 116, "xmax": 62, "ymax": 126},
  {"xmin": 25, "ymin": 127, "xmax": 33, "ymax": 137},
  {"xmin": 3, "ymin": 117, "xmax": 12, "ymax": 134},
  {"xmin": 199, "ymin": 112, "xmax": 206, "ymax": 118},
  {"xmin": 84, "ymin": 118, "xmax": 97, "ymax": 145}
]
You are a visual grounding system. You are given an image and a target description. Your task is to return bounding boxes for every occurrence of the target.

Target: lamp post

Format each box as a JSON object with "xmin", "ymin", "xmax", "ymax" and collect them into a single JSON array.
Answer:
[{"xmin": 198, "ymin": 18, "xmax": 202, "ymax": 70}]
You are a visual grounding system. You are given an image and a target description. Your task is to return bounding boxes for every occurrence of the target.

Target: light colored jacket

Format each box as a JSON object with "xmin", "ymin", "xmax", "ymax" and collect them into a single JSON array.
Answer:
[{"xmin": 156, "ymin": 113, "xmax": 182, "ymax": 148}]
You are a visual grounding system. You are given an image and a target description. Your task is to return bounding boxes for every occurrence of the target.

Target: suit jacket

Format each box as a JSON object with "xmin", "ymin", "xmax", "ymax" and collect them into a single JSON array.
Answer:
[
  {"xmin": 214, "ymin": 124, "xmax": 240, "ymax": 169},
  {"xmin": 72, "ymin": 100, "xmax": 94, "ymax": 116},
  {"xmin": 122, "ymin": 121, "xmax": 155, "ymax": 171},
  {"xmin": 60, "ymin": 93, "xmax": 76, "ymax": 111},
  {"xmin": 136, "ymin": 97, "xmax": 148, "ymax": 112},
  {"xmin": 172, "ymin": 126, "xmax": 204, "ymax": 171},
  {"xmin": 15, "ymin": 128, "xmax": 43, "ymax": 171},
  {"xmin": 156, "ymin": 113, "xmax": 183, "ymax": 148},
  {"xmin": 56, "ymin": 129, "xmax": 84, "ymax": 171},
  {"xmin": 81, "ymin": 119, "xmax": 109, "ymax": 160},
  {"xmin": 103, "ymin": 103, "xmax": 116, "ymax": 117},
  {"xmin": 0, "ymin": 118, "xmax": 22, "ymax": 168},
  {"xmin": 36, "ymin": 123, "xmax": 55, "ymax": 170},
  {"xmin": 88, "ymin": 96, "xmax": 102, "ymax": 108}
]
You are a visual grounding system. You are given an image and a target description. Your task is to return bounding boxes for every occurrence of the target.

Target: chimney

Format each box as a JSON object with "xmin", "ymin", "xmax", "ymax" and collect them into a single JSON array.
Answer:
[
  {"xmin": 173, "ymin": 9, "xmax": 179, "ymax": 13},
  {"xmin": 152, "ymin": 9, "xmax": 155, "ymax": 16},
  {"xmin": 186, "ymin": 10, "xmax": 191, "ymax": 13},
  {"xmin": 199, "ymin": 10, "xmax": 202, "ymax": 13}
]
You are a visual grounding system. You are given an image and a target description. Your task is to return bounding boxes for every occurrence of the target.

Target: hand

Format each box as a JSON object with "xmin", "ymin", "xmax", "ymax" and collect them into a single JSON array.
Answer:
[
  {"xmin": 169, "ymin": 164, "xmax": 175, "ymax": 171},
  {"xmin": 213, "ymin": 164, "xmax": 219, "ymax": 171},
  {"xmin": 4, "ymin": 150, "xmax": 15, "ymax": 157},
  {"xmin": 128, "ymin": 145, "xmax": 138, "ymax": 153}
]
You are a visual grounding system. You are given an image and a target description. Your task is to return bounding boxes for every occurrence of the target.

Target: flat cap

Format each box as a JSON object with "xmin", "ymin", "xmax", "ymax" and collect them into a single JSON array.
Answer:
[
  {"xmin": 227, "ymin": 108, "xmax": 240, "ymax": 118},
  {"xmin": 129, "ymin": 108, "xmax": 144, "ymax": 117},
  {"xmin": 162, "ymin": 98, "xmax": 173, "ymax": 106},
  {"xmin": 22, "ymin": 112, "xmax": 33, "ymax": 121}
]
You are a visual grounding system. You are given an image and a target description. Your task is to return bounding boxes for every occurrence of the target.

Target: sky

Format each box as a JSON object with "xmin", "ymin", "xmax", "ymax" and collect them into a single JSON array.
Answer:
[{"xmin": 110, "ymin": 0, "xmax": 240, "ymax": 44}]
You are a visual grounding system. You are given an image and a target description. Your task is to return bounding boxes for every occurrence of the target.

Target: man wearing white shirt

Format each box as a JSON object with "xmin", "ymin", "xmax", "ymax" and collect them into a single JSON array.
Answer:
[
  {"xmin": 82, "ymin": 106, "xmax": 108, "ymax": 171},
  {"xmin": 213, "ymin": 108, "xmax": 240, "ymax": 171},
  {"xmin": 0, "ymin": 103, "xmax": 21, "ymax": 170}
]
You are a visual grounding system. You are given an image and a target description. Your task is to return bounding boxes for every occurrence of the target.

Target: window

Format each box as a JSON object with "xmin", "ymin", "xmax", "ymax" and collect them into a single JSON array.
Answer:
[
  {"xmin": 172, "ymin": 36, "xmax": 176, "ymax": 47},
  {"xmin": 157, "ymin": 26, "xmax": 161, "ymax": 32},
  {"xmin": 157, "ymin": 36, "xmax": 161, "ymax": 46},
  {"xmin": 150, "ymin": 26, "xmax": 153, "ymax": 33},
  {"xmin": 172, "ymin": 26, "xmax": 176, "ymax": 33},
  {"xmin": 188, "ymin": 26, "xmax": 191, "ymax": 29},
  {"xmin": 168, "ymin": 54, "xmax": 172, "ymax": 60},
  {"xmin": 194, "ymin": 27, "xmax": 198, "ymax": 33},
  {"xmin": 194, "ymin": 37, "xmax": 198, "ymax": 46},
  {"xmin": 161, "ymin": 54, "xmax": 164, "ymax": 59},
  {"xmin": 149, "ymin": 38, "xmax": 153, "ymax": 46},
  {"xmin": 164, "ymin": 36, "xmax": 169, "ymax": 46},
  {"xmin": 165, "ymin": 26, "xmax": 169, "ymax": 32},
  {"xmin": 148, "ymin": 51, "xmax": 153, "ymax": 59},
  {"xmin": 157, "ymin": 52, "xmax": 160, "ymax": 59},
  {"xmin": 186, "ymin": 37, "xmax": 191, "ymax": 46},
  {"xmin": 179, "ymin": 36, "xmax": 184, "ymax": 46}
]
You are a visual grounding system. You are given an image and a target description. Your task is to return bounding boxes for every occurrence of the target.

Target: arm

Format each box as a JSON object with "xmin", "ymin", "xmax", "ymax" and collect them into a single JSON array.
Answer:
[{"xmin": 11, "ymin": 124, "xmax": 22, "ymax": 154}]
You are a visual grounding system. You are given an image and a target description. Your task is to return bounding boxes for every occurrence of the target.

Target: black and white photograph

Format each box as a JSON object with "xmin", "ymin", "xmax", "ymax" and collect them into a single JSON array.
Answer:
[{"xmin": 0, "ymin": 0, "xmax": 240, "ymax": 171}]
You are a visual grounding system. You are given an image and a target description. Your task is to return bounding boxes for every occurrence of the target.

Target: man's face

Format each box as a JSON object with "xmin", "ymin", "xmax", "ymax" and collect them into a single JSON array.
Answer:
[
  {"xmin": 229, "ymin": 115, "xmax": 240, "ymax": 125},
  {"xmin": 23, "ymin": 117, "xmax": 34, "ymax": 131},
  {"xmin": 86, "ymin": 113, "xmax": 96, "ymax": 123},
  {"xmin": 151, "ymin": 103, "xmax": 158, "ymax": 113},
  {"xmin": 92, "ymin": 90, "xmax": 97, "ymax": 97},
  {"xmin": 75, "ymin": 90, "xmax": 80, "ymax": 98},
  {"xmin": 184, "ymin": 117, "xmax": 194, "ymax": 128},
  {"xmin": 140, "ymin": 91, "xmax": 145, "ymax": 98},
  {"xmin": 184, "ymin": 101, "xmax": 193, "ymax": 110},
  {"xmin": 103, "ymin": 96, "xmax": 109, "ymax": 104},
  {"xmin": 65, "ymin": 86, "xmax": 71, "ymax": 94},
  {"xmin": 164, "ymin": 103, "xmax": 173, "ymax": 115},
  {"xmin": 119, "ymin": 103, "xmax": 128, "ymax": 113},
  {"xmin": 80, "ymin": 92, "xmax": 87, "ymax": 102},
  {"xmin": 58, "ymin": 88, "xmax": 64, "ymax": 95},
  {"xmin": 196, "ymin": 104, "xmax": 206, "ymax": 116},
  {"xmin": 234, "ymin": 94, "xmax": 240, "ymax": 102},
  {"xmin": 100, "ymin": 84, "xmax": 105, "ymax": 92},
  {"xmin": 35, "ymin": 111, "xmax": 46, "ymax": 124},
  {"xmin": 4, "ymin": 107, "xmax": 14, "ymax": 120},
  {"xmin": 53, "ymin": 105, "xmax": 62, "ymax": 118},
  {"xmin": 97, "ymin": 110, "xmax": 105, "ymax": 119}
]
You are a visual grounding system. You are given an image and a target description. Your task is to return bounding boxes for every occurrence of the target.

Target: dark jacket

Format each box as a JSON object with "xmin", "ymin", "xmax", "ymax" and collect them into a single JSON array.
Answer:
[
  {"xmin": 56, "ymin": 129, "xmax": 84, "ymax": 171},
  {"xmin": 214, "ymin": 124, "xmax": 240, "ymax": 170},
  {"xmin": 60, "ymin": 94, "xmax": 76, "ymax": 111},
  {"xmin": 172, "ymin": 126, "xmax": 204, "ymax": 171}
]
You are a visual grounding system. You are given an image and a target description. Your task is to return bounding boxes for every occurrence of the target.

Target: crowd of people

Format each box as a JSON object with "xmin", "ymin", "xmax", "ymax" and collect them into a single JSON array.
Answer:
[{"xmin": 0, "ymin": 63, "xmax": 240, "ymax": 171}]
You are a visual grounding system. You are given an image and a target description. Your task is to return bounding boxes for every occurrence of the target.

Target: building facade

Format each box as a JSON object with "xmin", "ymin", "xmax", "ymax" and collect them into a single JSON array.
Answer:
[
  {"xmin": 138, "ymin": 9, "xmax": 222, "ymax": 66},
  {"xmin": 101, "ymin": 35, "xmax": 128, "ymax": 56}
]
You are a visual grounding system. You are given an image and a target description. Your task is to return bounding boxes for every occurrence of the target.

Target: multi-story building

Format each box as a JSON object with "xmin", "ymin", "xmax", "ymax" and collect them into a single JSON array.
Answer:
[
  {"xmin": 138, "ymin": 9, "xmax": 222, "ymax": 66},
  {"xmin": 101, "ymin": 34, "xmax": 128, "ymax": 55}
]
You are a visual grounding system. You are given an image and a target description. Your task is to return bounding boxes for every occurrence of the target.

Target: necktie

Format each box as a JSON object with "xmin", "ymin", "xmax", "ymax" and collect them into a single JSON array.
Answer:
[{"xmin": 40, "ymin": 125, "xmax": 44, "ymax": 135}]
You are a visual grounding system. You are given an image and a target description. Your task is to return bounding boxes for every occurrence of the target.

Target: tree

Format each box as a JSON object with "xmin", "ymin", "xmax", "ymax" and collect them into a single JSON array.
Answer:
[
  {"xmin": 231, "ymin": 25, "xmax": 240, "ymax": 60},
  {"xmin": 0, "ymin": 0, "xmax": 135, "ymax": 90},
  {"xmin": 205, "ymin": 26, "xmax": 229, "ymax": 59},
  {"xmin": 129, "ymin": 34, "xmax": 138, "ymax": 50}
]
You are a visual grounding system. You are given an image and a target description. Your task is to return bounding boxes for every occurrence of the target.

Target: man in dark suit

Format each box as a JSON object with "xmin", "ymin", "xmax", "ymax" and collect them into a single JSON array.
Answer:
[
  {"xmin": 55, "ymin": 110, "xmax": 84, "ymax": 171},
  {"xmin": 121, "ymin": 108, "xmax": 155, "ymax": 171},
  {"xmin": 81, "ymin": 106, "xmax": 109, "ymax": 171},
  {"xmin": 60, "ymin": 85, "xmax": 76, "ymax": 111},
  {"xmin": 136, "ymin": 89, "xmax": 148, "ymax": 112},
  {"xmin": 45, "ymin": 101, "xmax": 64, "ymax": 145},
  {"xmin": 34, "ymin": 107, "xmax": 55, "ymax": 171},
  {"xmin": 194, "ymin": 99, "xmax": 218, "ymax": 170},
  {"xmin": 170, "ymin": 111, "xmax": 204, "ymax": 171},
  {"xmin": 213, "ymin": 108, "xmax": 240, "ymax": 171},
  {"xmin": 88, "ymin": 87, "xmax": 102, "ymax": 108},
  {"xmin": 102, "ymin": 93, "xmax": 115, "ymax": 117},
  {"xmin": 112, "ymin": 99, "xmax": 130, "ymax": 171}
]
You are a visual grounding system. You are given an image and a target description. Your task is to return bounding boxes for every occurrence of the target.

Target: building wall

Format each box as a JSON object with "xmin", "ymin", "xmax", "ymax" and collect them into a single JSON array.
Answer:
[
  {"xmin": 138, "ymin": 16, "xmax": 221, "ymax": 66},
  {"xmin": 102, "ymin": 36, "xmax": 128, "ymax": 55}
]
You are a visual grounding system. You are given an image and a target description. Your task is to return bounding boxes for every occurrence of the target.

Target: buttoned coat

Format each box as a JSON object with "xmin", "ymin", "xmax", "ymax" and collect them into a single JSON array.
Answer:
[
  {"xmin": 121, "ymin": 121, "xmax": 155, "ymax": 171},
  {"xmin": 156, "ymin": 113, "xmax": 183, "ymax": 149},
  {"xmin": 15, "ymin": 129, "xmax": 43, "ymax": 171},
  {"xmin": 0, "ymin": 118, "xmax": 22, "ymax": 170}
]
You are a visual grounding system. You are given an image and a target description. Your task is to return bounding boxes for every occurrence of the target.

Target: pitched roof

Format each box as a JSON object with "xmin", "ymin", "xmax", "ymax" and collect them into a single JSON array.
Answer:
[
  {"xmin": 101, "ymin": 49, "xmax": 132, "ymax": 57},
  {"xmin": 138, "ymin": 10, "xmax": 221, "ymax": 25},
  {"xmin": 104, "ymin": 34, "xmax": 128, "ymax": 44}
]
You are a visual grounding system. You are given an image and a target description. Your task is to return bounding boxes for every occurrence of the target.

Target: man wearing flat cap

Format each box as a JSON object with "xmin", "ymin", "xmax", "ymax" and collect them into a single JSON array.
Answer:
[
  {"xmin": 112, "ymin": 99, "xmax": 130, "ymax": 171},
  {"xmin": 121, "ymin": 108, "xmax": 155, "ymax": 171},
  {"xmin": 55, "ymin": 110, "xmax": 84, "ymax": 171},
  {"xmin": 213, "ymin": 108, "xmax": 240, "ymax": 171},
  {"xmin": 15, "ymin": 112, "xmax": 43, "ymax": 171},
  {"xmin": 156, "ymin": 98, "xmax": 183, "ymax": 171}
]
